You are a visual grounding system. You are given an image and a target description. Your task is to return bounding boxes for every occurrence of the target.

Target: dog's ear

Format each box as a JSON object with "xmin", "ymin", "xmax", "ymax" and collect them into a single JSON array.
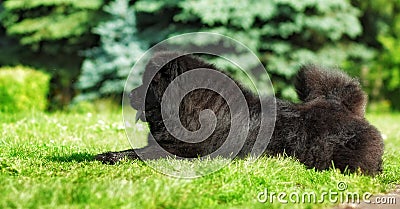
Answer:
[
  {"xmin": 143, "ymin": 52, "xmax": 216, "ymax": 83},
  {"xmin": 295, "ymin": 64, "xmax": 367, "ymax": 117},
  {"xmin": 143, "ymin": 52, "xmax": 182, "ymax": 83}
]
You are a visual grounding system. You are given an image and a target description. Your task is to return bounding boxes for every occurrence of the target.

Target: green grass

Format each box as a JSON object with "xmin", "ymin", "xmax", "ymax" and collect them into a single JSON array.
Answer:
[{"xmin": 0, "ymin": 111, "xmax": 399, "ymax": 209}]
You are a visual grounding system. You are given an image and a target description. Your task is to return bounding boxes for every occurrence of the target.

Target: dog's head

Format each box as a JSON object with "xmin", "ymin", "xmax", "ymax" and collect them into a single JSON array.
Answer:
[{"xmin": 129, "ymin": 52, "xmax": 216, "ymax": 122}]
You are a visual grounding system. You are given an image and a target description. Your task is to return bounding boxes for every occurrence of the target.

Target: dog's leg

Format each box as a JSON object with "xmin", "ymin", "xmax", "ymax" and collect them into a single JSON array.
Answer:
[
  {"xmin": 95, "ymin": 149, "xmax": 140, "ymax": 164},
  {"xmin": 95, "ymin": 145, "xmax": 172, "ymax": 164},
  {"xmin": 95, "ymin": 135, "xmax": 169, "ymax": 164}
]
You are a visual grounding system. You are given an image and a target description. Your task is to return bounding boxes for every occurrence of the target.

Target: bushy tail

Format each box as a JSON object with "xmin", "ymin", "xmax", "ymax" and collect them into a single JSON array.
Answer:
[{"xmin": 294, "ymin": 64, "xmax": 367, "ymax": 116}]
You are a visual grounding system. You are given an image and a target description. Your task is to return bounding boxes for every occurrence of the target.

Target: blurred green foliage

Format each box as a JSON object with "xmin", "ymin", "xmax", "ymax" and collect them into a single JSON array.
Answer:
[
  {"xmin": 177, "ymin": 0, "xmax": 370, "ymax": 99},
  {"xmin": 0, "ymin": 0, "xmax": 400, "ymax": 110},
  {"xmin": 0, "ymin": 0, "xmax": 108, "ymax": 108},
  {"xmin": 75, "ymin": 0, "xmax": 146, "ymax": 102},
  {"xmin": 376, "ymin": 36, "xmax": 400, "ymax": 109},
  {"xmin": 78, "ymin": 0, "xmax": 369, "ymax": 101},
  {"xmin": 1, "ymin": 0, "xmax": 104, "ymax": 50},
  {"xmin": 349, "ymin": 0, "xmax": 400, "ymax": 110},
  {"xmin": 373, "ymin": 0, "xmax": 400, "ymax": 110},
  {"xmin": 0, "ymin": 66, "xmax": 50, "ymax": 113},
  {"xmin": 68, "ymin": 98, "xmax": 122, "ymax": 114}
]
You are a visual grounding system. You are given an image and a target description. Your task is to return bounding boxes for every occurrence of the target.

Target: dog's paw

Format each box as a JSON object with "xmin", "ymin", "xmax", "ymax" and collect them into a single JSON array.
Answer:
[{"xmin": 94, "ymin": 152, "xmax": 122, "ymax": 165}]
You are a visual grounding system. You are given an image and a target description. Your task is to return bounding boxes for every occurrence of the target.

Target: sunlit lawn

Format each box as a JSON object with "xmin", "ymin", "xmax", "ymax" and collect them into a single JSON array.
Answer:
[{"xmin": 0, "ymin": 110, "xmax": 399, "ymax": 209}]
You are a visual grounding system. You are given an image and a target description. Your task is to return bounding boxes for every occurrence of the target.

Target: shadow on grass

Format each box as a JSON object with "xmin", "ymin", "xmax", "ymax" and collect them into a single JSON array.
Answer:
[{"xmin": 47, "ymin": 153, "xmax": 96, "ymax": 163}]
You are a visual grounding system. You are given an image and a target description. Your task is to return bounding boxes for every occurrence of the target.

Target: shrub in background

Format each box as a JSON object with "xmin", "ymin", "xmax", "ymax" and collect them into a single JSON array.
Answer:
[
  {"xmin": 0, "ymin": 0, "xmax": 108, "ymax": 107},
  {"xmin": 0, "ymin": 66, "xmax": 50, "ymax": 113}
]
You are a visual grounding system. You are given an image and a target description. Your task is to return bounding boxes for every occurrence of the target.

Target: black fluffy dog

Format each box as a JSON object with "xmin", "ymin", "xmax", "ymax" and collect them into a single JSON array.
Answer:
[{"xmin": 95, "ymin": 52, "xmax": 384, "ymax": 175}]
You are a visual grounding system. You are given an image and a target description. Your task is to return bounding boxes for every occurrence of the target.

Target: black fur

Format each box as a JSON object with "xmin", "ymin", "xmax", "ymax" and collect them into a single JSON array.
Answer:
[{"xmin": 95, "ymin": 52, "xmax": 384, "ymax": 175}]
